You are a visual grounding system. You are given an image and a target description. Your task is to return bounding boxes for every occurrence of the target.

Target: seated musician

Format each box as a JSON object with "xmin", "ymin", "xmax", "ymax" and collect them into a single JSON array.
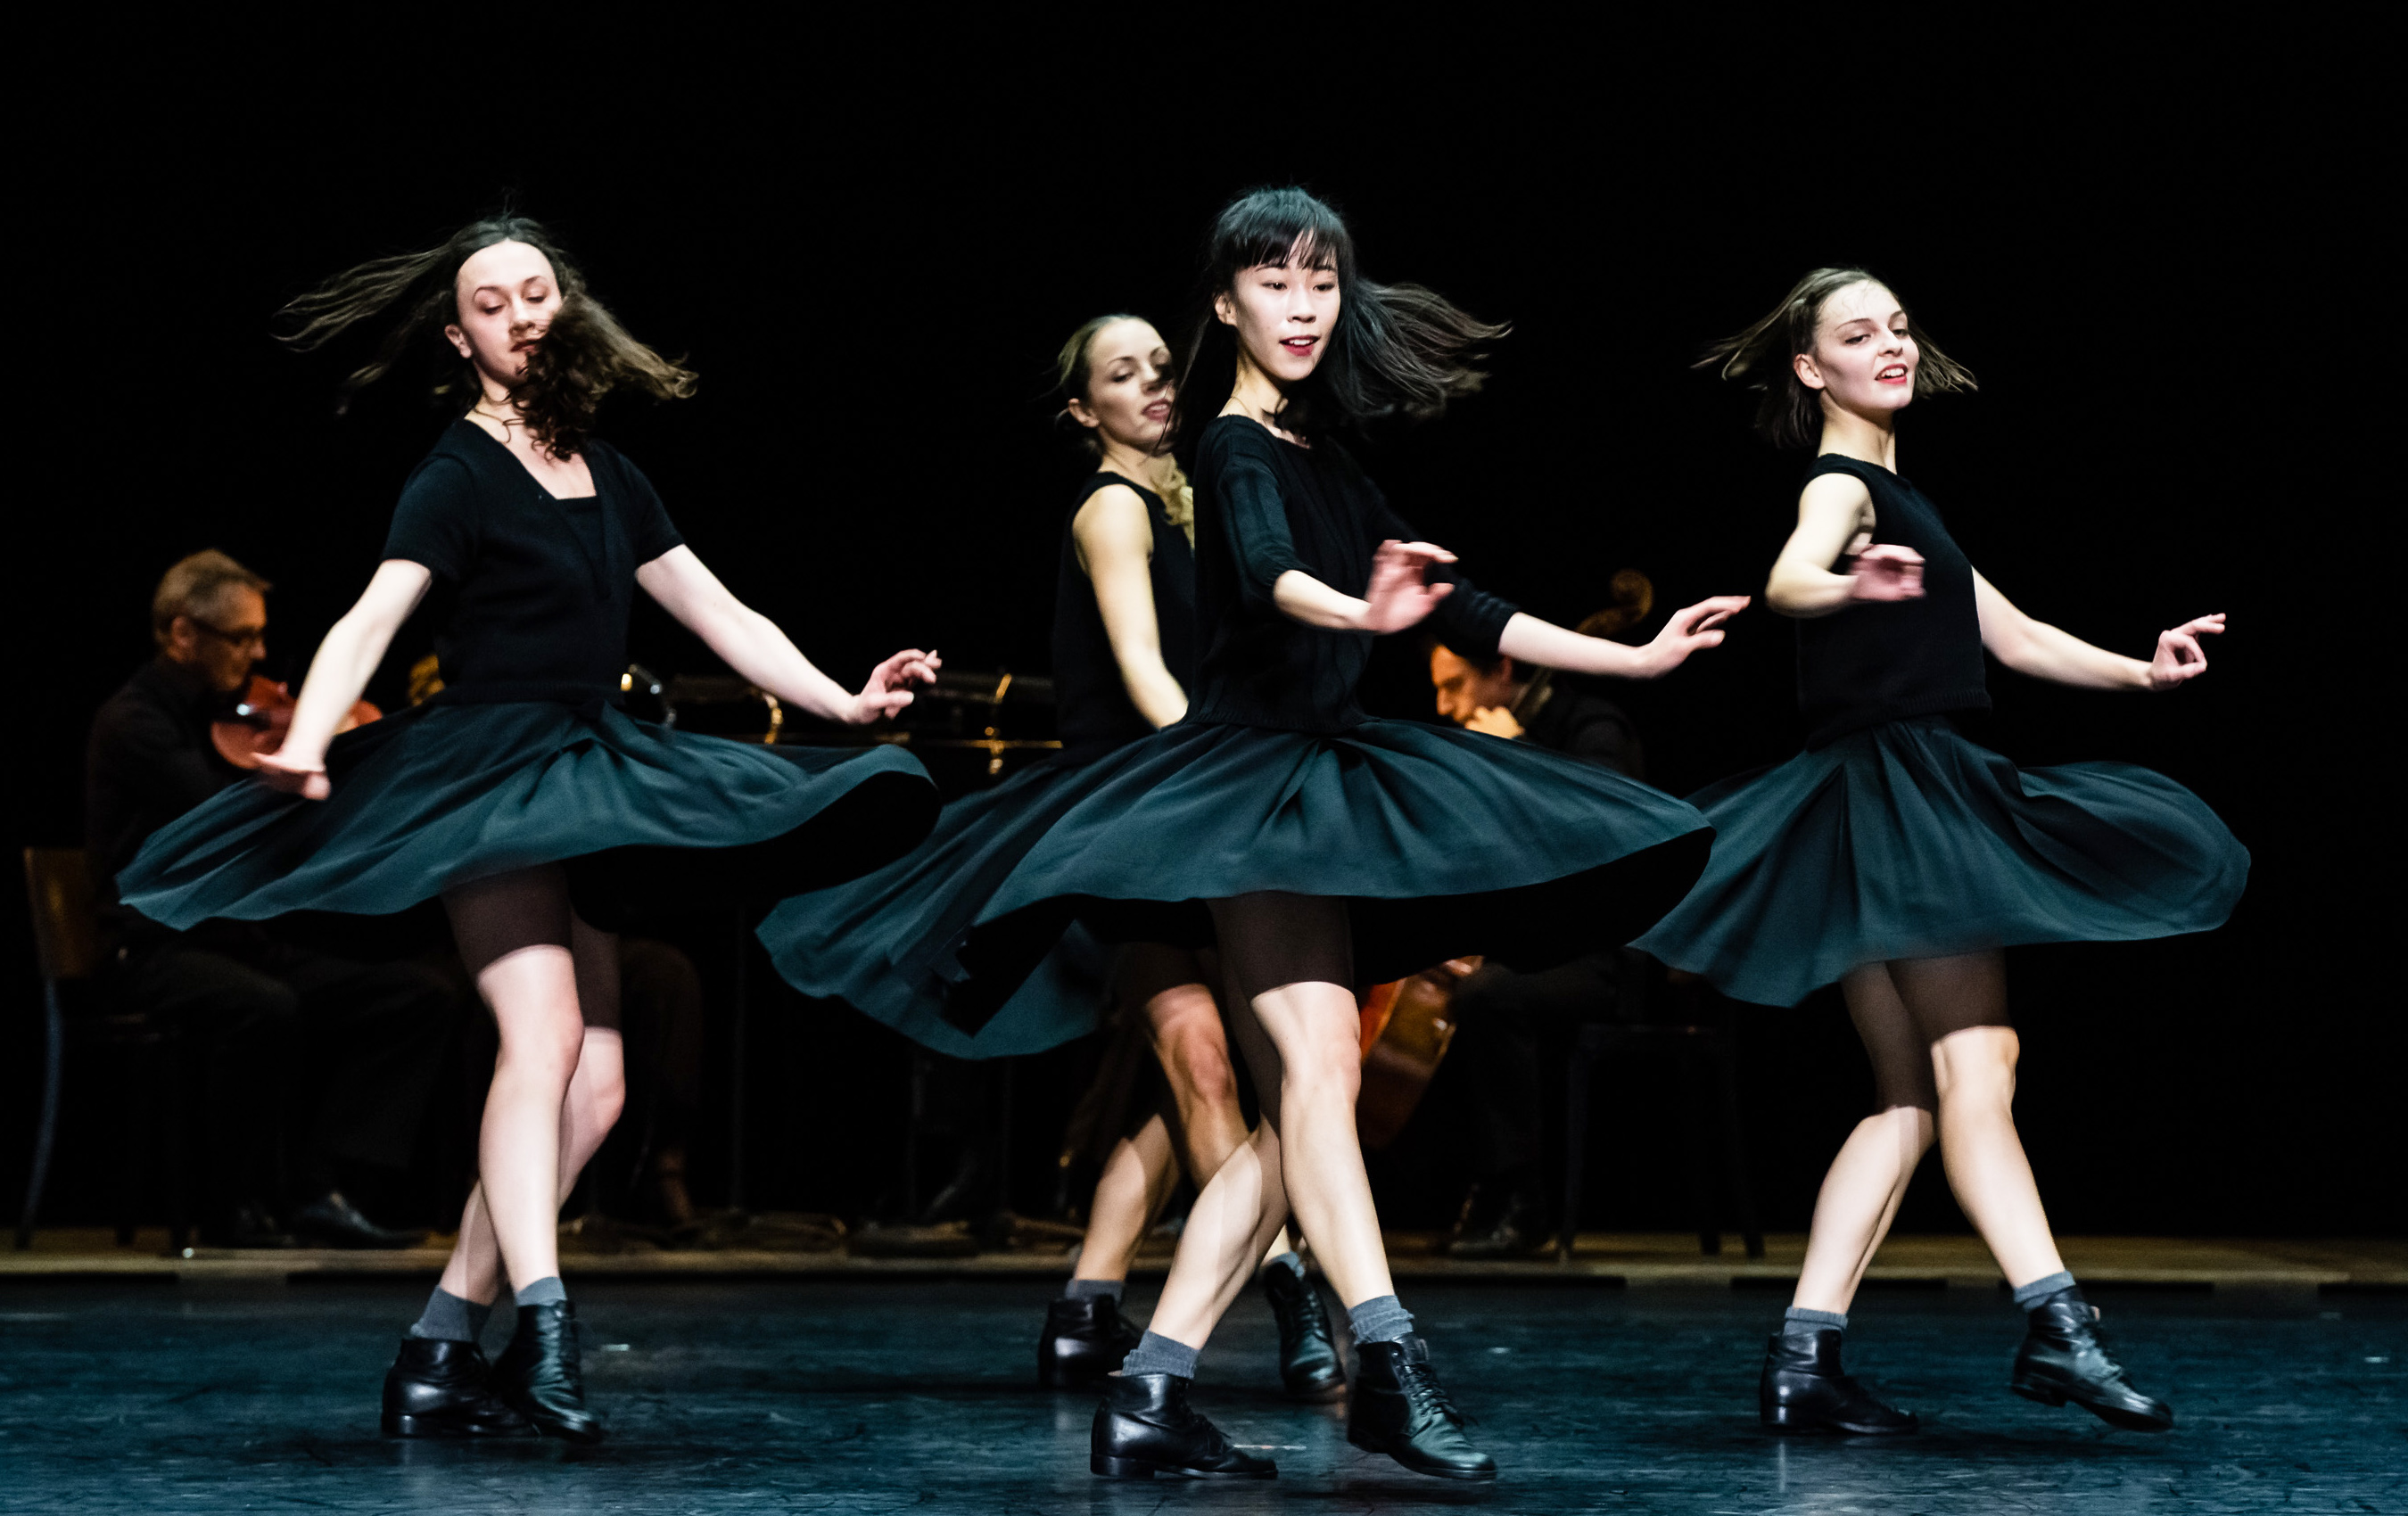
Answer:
[
  {"xmin": 1423, "ymin": 584, "xmax": 1651, "ymax": 1257},
  {"xmin": 85, "ymin": 551, "xmax": 463, "ymax": 1248}
]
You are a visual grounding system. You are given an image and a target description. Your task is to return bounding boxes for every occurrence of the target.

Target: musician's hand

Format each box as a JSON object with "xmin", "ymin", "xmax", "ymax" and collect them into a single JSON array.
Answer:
[
  {"xmin": 1358, "ymin": 540, "xmax": 1456, "ymax": 633},
  {"xmin": 1464, "ymin": 706, "xmax": 1523, "ymax": 739},
  {"xmin": 256, "ymin": 749, "xmax": 331, "ymax": 800},
  {"xmin": 1641, "ymin": 595, "xmax": 1752, "ymax": 676},
  {"xmin": 2148, "ymin": 614, "xmax": 2223, "ymax": 690},
  {"xmin": 1846, "ymin": 541, "xmax": 1926, "ymax": 602},
  {"xmin": 847, "ymin": 648, "xmax": 942, "ymax": 726}
]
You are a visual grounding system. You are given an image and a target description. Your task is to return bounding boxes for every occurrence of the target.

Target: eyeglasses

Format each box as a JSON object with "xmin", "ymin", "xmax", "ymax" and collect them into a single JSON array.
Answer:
[{"xmin": 191, "ymin": 618, "xmax": 268, "ymax": 651}]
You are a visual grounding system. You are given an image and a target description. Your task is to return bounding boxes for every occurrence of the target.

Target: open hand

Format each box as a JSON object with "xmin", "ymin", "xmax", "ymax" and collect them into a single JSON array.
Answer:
[
  {"xmin": 2148, "ymin": 614, "xmax": 2223, "ymax": 690},
  {"xmin": 1846, "ymin": 542, "xmax": 1926, "ymax": 602},
  {"xmin": 256, "ymin": 749, "xmax": 331, "ymax": 800},
  {"xmin": 1360, "ymin": 540, "xmax": 1456, "ymax": 633},
  {"xmin": 1643, "ymin": 595, "xmax": 1751, "ymax": 676},
  {"xmin": 849, "ymin": 647, "xmax": 942, "ymax": 725}
]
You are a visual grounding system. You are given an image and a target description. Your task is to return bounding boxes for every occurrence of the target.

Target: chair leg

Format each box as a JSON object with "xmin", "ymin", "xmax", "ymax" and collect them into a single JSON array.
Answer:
[
  {"xmin": 1556, "ymin": 1036, "xmax": 1602, "ymax": 1260},
  {"xmin": 1680, "ymin": 1049, "xmax": 1720, "ymax": 1256},
  {"xmin": 1711, "ymin": 1036, "xmax": 1764, "ymax": 1260},
  {"xmin": 13, "ymin": 981, "xmax": 66, "ymax": 1250},
  {"xmin": 163, "ymin": 1042, "xmax": 191, "ymax": 1255},
  {"xmin": 116, "ymin": 1040, "xmax": 150, "ymax": 1248}
]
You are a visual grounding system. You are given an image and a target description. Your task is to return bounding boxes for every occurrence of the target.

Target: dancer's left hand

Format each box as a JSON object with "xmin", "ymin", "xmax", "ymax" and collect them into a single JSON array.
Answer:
[
  {"xmin": 1644, "ymin": 596, "xmax": 1752, "ymax": 675},
  {"xmin": 851, "ymin": 647, "xmax": 942, "ymax": 724},
  {"xmin": 2148, "ymin": 614, "xmax": 2223, "ymax": 690}
]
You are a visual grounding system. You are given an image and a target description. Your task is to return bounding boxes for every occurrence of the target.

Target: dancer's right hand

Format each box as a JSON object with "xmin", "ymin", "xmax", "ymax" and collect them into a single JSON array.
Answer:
[
  {"xmin": 848, "ymin": 647, "xmax": 942, "ymax": 725},
  {"xmin": 1846, "ymin": 542, "xmax": 1926, "ymax": 602},
  {"xmin": 1358, "ymin": 540, "xmax": 1457, "ymax": 633},
  {"xmin": 256, "ymin": 750, "xmax": 332, "ymax": 800},
  {"xmin": 1642, "ymin": 596, "xmax": 1752, "ymax": 675}
]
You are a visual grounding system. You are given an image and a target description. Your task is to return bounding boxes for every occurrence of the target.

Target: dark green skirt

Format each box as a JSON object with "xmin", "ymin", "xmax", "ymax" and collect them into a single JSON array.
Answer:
[
  {"xmin": 116, "ymin": 699, "xmax": 938, "ymax": 933},
  {"xmin": 1632, "ymin": 717, "xmax": 2249, "ymax": 1007}
]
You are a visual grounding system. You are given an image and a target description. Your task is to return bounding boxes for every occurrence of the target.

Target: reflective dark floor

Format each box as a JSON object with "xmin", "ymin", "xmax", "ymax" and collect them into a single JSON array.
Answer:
[{"xmin": 1, "ymin": 1278, "xmax": 2400, "ymax": 1513}]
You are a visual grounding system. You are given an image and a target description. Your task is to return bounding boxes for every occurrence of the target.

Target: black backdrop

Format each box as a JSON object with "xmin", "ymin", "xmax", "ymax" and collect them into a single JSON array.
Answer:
[{"xmin": 9, "ymin": 20, "xmax": 2390, "ymax": 1237}]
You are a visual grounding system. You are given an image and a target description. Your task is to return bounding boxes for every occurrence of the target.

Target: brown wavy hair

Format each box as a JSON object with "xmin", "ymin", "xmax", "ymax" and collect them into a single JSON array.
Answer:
[
  {"xmin": 278, "ymin": 214, "xmax": 697, "ymax": 457},
  {"xmin": 1699, "ymin": 267, "xmax": 1975, "ymax": 449}
]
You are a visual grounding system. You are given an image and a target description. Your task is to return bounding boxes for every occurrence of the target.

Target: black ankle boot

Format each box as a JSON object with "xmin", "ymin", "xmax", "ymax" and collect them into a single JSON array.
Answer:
[
  {"xmin": 2011, "ymin": 1288, "xmax": 2173, "ymax": 1431},
  {"xmin": 1760, "ymin": 1326, "xmax": 1919, "ymax": 1435},
  {"xmin": 1091, "ymin": 1373, "xmax": 1277, "ymax": 1480},
  {"xmin": 1259, "ymin": 1265, "xmax": 1345, "ymax": 1402},
  {"xmin": 381, "ymin": 1338, "xmax": 533, "ymax": 1438},
  {"xmin": 1347, "ymin": 1335, "xmax": 1497, "ymax": 1481},
  {"xmin": 1038, "ymin": 1295, "xmax": 1141, "ymax": 1388},
  {"xmin": 491, "ymin": 1301, "xmax": 603, "ymax": 1442}
]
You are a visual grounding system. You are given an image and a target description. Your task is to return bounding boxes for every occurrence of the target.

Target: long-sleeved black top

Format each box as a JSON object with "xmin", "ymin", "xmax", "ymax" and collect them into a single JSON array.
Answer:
[
  {"xmin": 1051, "ymin": 473, "xmax": 1197, "ymax": 755},
  {"xmin": 1192, "ymin": 416, "xmax": 1519, "ymax": 733},
  {"xmin": 1794, "ymin": 455, "xmax": 1990, "ymax": 747},
  {"xmin": 86, "ymin": 657, "xmax": 246, "ymax": 925}
]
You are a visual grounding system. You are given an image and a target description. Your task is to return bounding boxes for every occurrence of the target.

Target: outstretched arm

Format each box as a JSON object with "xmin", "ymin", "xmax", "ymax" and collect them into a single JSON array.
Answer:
[
  {"xmin": 1766, "ymin": 474, "xmax": 1926, "ymax": 618},
  {"xmin": 1272, "ymin": 540, "xmax": 1458, "ymax": 632},
  {"xmin": 1075, "ymin": 486, "xmax": 1188, "ymax": 729},
  {"xmin": 637, "ymin": 547, "xmax": 937, "ymax": 725},
  {"xmin": 255, "ymin": 560, "xmax": 434, "ymax": 798},
  {"xmin": 1498, "ymin": 597, "xmax": 1752, "ymax": 680},
  {"xmin": 1975, "ymin": 572, "xmax": 2223, "ymax": 691}
]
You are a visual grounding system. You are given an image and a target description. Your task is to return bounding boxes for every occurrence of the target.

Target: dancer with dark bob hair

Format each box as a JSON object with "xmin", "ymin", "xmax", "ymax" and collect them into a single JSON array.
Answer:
[
  {"xmin": 928, "ymin": 187, "xmax": 1747, "ymax": 1482},
  {"xmin": 758, "ymin": 312, "xmax": 1342, "ymax": 1402},
  {"xmin": 116, "ymin": 216, "xmax": 943, "ymax": 1442},
  {"xmin": 1637, "ymin": 268, "xmax": 2247, "ymax": 1436}
]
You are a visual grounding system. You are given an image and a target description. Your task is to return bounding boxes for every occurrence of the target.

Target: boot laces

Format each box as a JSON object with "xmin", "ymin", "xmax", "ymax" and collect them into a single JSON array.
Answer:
[{"xmin": 1395, "ymin": 1358, "xmax": 1470, "ymax": 1430}]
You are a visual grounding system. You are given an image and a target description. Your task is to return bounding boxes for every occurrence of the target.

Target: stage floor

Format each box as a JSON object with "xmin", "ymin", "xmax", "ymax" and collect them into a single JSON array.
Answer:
[{"xmin": 1, "ymin": 1274, "xmax": 2399, "ymax": 1513}]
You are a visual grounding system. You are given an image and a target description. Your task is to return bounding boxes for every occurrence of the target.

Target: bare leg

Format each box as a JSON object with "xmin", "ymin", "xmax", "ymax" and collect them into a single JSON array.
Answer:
[
  {"xmin": 1792, "ymin": 963, "xmax": 1939, "ymax": 1315},
  {"xmin": 1073, "ymin": 1115, "xmax": 1180, "ymax": 1284},
  {"xmin": 436, "ymin": 885, "xmax": 625, "ymax": 1300}
]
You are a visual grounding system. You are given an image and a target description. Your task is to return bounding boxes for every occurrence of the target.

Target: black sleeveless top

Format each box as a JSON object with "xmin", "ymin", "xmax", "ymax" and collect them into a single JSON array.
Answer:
[
  {"xmin": 1794, "ymin": 455, "xmax": 1990, "ymax": 747},
  {"xmin": 1192, "ymin": 416, "xmax": 1518, "ymax": 733},
  {"xmin": 382, "ymin": 420, "xmax": 684, "ymax": 705},
  {"xmin": 1051, "ymin": 473, "xmax": 1199, "ymax": 754}
]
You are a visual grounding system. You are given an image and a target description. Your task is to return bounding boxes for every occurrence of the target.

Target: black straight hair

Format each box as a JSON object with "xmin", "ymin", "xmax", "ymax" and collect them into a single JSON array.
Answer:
[{"xmin": 1169, "ymin": 186, "xmax": 1505, "ymax": 451}]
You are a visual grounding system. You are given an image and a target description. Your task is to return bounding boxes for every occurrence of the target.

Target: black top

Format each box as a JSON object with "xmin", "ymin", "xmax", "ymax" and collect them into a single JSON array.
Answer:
[
  {"xmin": 1794, "ymin": 455, "xmax": 1990, "ymax": 747},
  {"xmin": 86, "ymin": 657, "xmax": 245, "ymax": 924},
  {"xmin": 1192, "ymin": 416, "xmax": 1519, "ymax": 733},
  {"xmin": 383, "ymin": 420, "xmax": 684, "ymax": 704},
  {"xmin": 1052, "ymin": 473, "xmax": 1198, "ymax": 754},
  {"xmin": 1521, "ymin": 679, "xmax": 1645, "ymax": 780}
]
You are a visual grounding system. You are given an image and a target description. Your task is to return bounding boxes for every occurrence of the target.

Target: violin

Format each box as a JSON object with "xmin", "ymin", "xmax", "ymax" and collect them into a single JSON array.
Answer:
[{"xmin": 210, "ymin": 672, "xmax": 382, "ymax": 770}]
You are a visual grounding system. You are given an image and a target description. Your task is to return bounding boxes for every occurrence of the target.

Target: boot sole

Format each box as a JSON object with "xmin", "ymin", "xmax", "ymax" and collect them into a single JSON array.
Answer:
[
  {"xmin": 1091, "ymin": 1455, "xmax": 1275, "ymax": 1480},
  {"xmin": 1346, "ymin": 1429, "xmax": 1499, "ymax": 1480},
  {"xmin": 381, "ymin": 1413, "xmax": 534, "ymax": 1438},
  {"xmin": 1761, "ymin": 1413, "xmax": 1918, "ymax": 1437},
  {"xmin": 2011, "ymin": 1378, "xmax": 2173, "ymax": 1432}
]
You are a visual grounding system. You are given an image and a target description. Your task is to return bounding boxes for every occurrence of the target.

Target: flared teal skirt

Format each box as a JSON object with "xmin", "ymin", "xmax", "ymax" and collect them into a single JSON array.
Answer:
[{"xmin": 1632, "ymin": 717, "xmax": 2249, "ymax": 1007}]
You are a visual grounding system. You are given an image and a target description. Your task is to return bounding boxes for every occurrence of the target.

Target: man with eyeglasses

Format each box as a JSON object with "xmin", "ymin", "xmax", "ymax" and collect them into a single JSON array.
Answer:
[{"xmin": 85, "ymin": 550, "xmax": 461, "ymax": 1249}]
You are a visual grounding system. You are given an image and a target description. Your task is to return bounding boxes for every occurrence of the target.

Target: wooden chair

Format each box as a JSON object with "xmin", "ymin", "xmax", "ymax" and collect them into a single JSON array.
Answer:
[
  {"xmin": 1557, "ymin": 961, "xmax": 1764, "ymax": 1261},
  {"xmin": 17, "ymin": 847, "xmax": 193, "ymax": 1252}
]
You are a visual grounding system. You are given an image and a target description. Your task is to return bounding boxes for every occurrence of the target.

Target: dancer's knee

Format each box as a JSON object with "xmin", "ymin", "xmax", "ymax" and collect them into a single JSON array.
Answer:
[{"xmin": 1931, "ymin": 1025, "xmax": 2020, "ymax": 1106}]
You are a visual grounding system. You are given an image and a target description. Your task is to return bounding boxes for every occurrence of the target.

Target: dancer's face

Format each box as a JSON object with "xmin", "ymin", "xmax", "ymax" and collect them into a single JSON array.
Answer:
[
  {"xmin": 446, "ymin": 240, "xmax": 561, "ymax": 389},
  {"xmin": 1067, "ymin": 319, "xmax": 1175, "ymax": 453},
  {"xmin": 1216, "ymin": 246, "xmax": 1340, "ymax": 385},
  {"xmin": 1794, "ymin": 280, "xmax": 1917, "ymax": 422}
]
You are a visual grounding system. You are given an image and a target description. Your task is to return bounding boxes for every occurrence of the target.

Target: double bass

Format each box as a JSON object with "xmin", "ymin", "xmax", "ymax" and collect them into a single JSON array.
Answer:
[{"xmin": 1351, "ymin": 570, "xmax": 1657, "ymax": 1150}]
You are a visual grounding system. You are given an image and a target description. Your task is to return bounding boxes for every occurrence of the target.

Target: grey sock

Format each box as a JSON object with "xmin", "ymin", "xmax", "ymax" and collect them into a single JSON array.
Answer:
[
  {"xmin": 2012, "ymin": 1271, "xmax": 2077, "ymax": 1310},
  {"xmin": 1261, "ymin": 1251, "xmax": 1306, "ymax": 1281},
  {"xmin": 408, "ymin": 1287, "xmax": 492, "ymax": 1343},
  {"xmin": 514, "ymin": 1275, "xmax": 568, "ymax": 1308},
  {"xmin": 1347, "ymin": 1294, "xmax": 1415, "ymax": 1347},
  {"xmin": 1118, "ymin": 1330, "xmax": 1199, "ymax": 1380},
  {"xmin": 1783, "ymin": 1306, "xmax": 1848, "ymax": 1332},
  {"xmin": 1062, "ymin": 1278, "xmax": 1125, "ymax": 1305}
]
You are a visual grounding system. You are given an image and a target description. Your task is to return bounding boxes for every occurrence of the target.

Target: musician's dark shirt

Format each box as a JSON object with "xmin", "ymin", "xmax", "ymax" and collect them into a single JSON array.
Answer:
[
  {"xmin": 1519, "ymin": 678, "xmax": 1645, "ymax": 781},
  {"xmin": 1192, "ymin": 416, "xmax": 1520, "ymax": 734},
  {"xmin": 87, "ymin": 657, "xmax": 244, "ymax": 921}
]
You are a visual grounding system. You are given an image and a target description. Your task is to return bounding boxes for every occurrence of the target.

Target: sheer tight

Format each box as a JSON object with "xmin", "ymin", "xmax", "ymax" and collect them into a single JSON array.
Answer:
[
  {"xmin": 1073, "ymin": 943, "xmax": 1298, "ymax": 1285},
  {"xmin": 433, "ymin": 865, "xmax": 625, "ymax": 1305},
  {"xmin": 1145, "ymin": 894, "xmax": 1384, "ymax": 1351},
  {"xmin": 1792, "ymin": 950, "xmax": 2067, "ymax": 1315}
]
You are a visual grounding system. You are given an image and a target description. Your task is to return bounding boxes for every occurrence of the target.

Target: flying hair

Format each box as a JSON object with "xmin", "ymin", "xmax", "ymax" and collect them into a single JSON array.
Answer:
[
  {"xmin": 276, "ymin": 213, "xmax": 697, "ymax": 457},
  {"xmin": 1171, "ymin": 186, "xmax": 1506, "ymax": 448},
  {"xmin": 1700, "ymin": 267, "xmax": 1975, "ymax": 449}
]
